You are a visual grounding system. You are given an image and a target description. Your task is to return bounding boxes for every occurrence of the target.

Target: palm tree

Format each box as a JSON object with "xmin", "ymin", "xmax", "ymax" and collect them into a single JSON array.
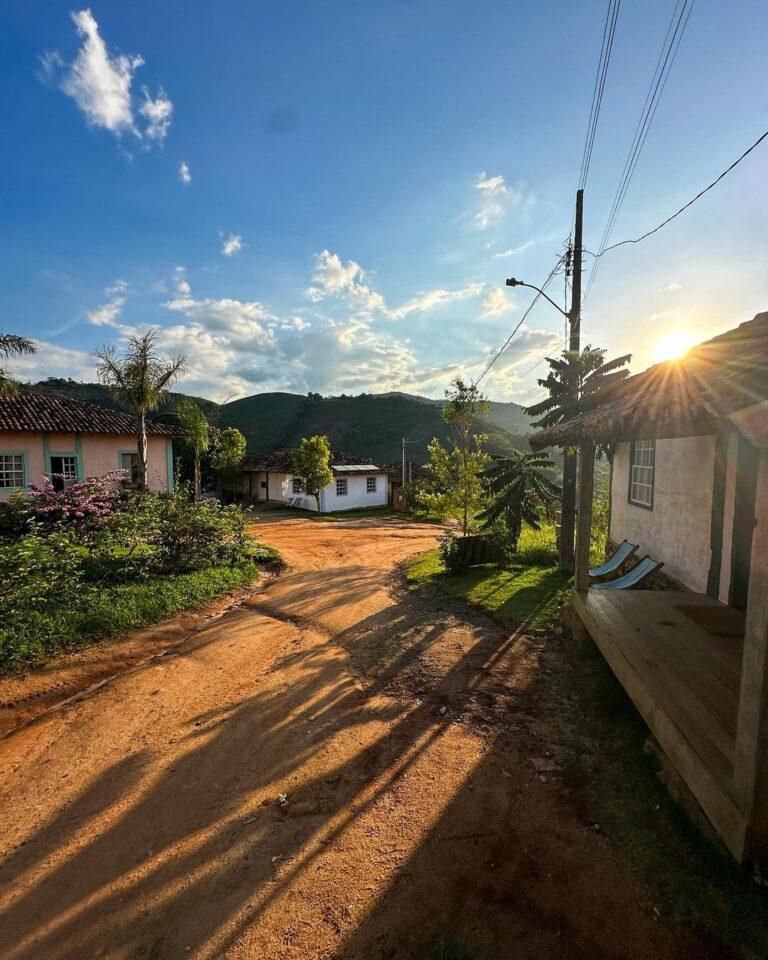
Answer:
[
  {"xmin": 478, "ymin": 451, "xmax": 562, "ymax": 555},
  {"xmin": 0, "ymin": 334, "xmax": 36, "ymax": 398},
  {"xmin": 95, "ymin": 331, "xmax": 186, "ymax": 490},
  {"xmin": 174, "ymin": 397, "xmax": 210, "ymax": 499},
  {"xmin": 523, "ymin": 345, "xmax": 631, "ymax": 571}
]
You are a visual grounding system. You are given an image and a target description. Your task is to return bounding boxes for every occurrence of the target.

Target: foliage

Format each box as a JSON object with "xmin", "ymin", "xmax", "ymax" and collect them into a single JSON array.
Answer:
[
  {"xmin": 174, "ymin": 397, "xmax": 210, "ymax": 499},
  {"xmin": 0, "ymin": 332, "xmax": 36, "ymax": 398},
  {"xmin": 211, "ymin": 426, "xmax": 247, "ymax": 498},
  {"xmin": 292, "ymin": 435, "xmax": 334, "ymax": 512},
  {"xmin": 95, "ymin": 330, "xmax": 186, "ymax": 489},
  {"xmin": 478, "ymin": 451, "xmax": 561, "ymax": 557},
  {"xmin": 0, "ymin": 529, "xmax": 88, "ymax": 612},
  {"xmin": 6, "ymin": 471, "xmax": 125, "ymax": 537},
  {"xmin": 436, "ymin": 530, "xmax": 461, "ymax": 574},
  {"xmin": 419, "ymin": 378, "xmax": 490, "ymax": 535}
]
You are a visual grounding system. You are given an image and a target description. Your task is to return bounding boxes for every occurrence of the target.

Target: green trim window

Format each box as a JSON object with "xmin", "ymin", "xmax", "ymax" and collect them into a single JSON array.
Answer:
[
  {"xmin": 0, "ymin": 453, "xmax": 26, "ymax": 489},
  {"xmin": 119, "ymin": 451, "xmax": 140, "ymax": 485},
  {"xmin": 49, "ymin": 455, "xmax": 78, "ymax": 491},
  {"xmin": 628, "ymin": 439, "xmax": 655, "ymax": 509}
]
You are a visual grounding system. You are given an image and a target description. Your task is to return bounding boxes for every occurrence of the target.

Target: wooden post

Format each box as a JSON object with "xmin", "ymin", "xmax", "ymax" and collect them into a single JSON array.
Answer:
[
  {"xmin": 734, "ymin": 447, "xmax": 768, "ymax": 857},
  {"xmin": 575, "ymin": 440, "xmax": 595, "ymax": 593}
]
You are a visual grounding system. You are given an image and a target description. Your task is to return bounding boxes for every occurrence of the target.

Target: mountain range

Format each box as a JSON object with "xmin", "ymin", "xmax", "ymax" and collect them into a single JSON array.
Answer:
[{"xmin": 23, "ymin": 379, "xmax": 535, "ymax": 465}]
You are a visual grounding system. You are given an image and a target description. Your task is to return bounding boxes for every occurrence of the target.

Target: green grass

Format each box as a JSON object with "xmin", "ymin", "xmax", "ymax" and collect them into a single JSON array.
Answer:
[
  {"xmin": 0, "ymin": 558, "xmax": 271, "ymax": 675},
  {"xmin": 251, "ymin": 503, "xmax": 398, "ymax": 522},
  {"xmin": 405, "ymin": 548, "xmax": 571, "ymax": 631}
]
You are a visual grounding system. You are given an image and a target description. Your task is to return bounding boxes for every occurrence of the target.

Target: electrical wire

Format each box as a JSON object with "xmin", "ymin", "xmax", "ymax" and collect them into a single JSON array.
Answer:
[
  {"xmin": 584, "ymin": 0, "xmax": 695, "ymax": 304},
  {"xmin": 474, "ymin": 253, "xmax": 566, "ymax": 387},
  {"xmin": 578, "ymin": 0, "xmax": 622, "ymax": 190},
  {"xmin": 600, "ymin": 129, "xmax": 768, "ymax": 252}
]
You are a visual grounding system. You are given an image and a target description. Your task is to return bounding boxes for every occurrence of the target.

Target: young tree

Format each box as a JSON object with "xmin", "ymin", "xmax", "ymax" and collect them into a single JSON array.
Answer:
[
  {"xmin": 0, "ymin": 333, "xmax": 36, "ymax": 398},
  {"xmin": 421, "ymin": 377, "xmax": 490, "ymax": 535},
  {"xmin": 523, "ymin": 345, "xmax": 630, "ymax": 571},
  {"xmin": 292, "ymin": 435, "xmax": 334, "ymax": 513},
  {"xmin": 478, "ymin": 451, "xmax": 561, "ymax": 555},
  {"xmin": 211, "ymin": 427, "xmax": 247, "ymax": 502},
  {"xmin": 175, "ymin": 398, "xmax": 210, "ymax": 500},
  {"xmin": 95, "ymin": 331, "xmax": 186, "ymax": 490}
]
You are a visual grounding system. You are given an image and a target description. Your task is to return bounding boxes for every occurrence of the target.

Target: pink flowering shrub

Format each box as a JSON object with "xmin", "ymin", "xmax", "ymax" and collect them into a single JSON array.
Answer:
[{"xmin": 8, "ymin": 471, "xmax": 126, "ymax": 535}]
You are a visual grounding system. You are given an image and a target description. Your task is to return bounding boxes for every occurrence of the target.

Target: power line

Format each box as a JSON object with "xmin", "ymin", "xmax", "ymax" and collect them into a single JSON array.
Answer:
[
  {"xmin": 474, "ymin": 253, "xmax": 566, "ymax": 387},
  {"xmin": 584, "ymin": 0, "xmax": 695, "ymax": 304},
  {"xmin": 578, "ymin": 0, "xmax": 622, "ymax": 190},
  {"xmin": 600, "ymin": 129, "xmax": 768, "ymax": 252}
]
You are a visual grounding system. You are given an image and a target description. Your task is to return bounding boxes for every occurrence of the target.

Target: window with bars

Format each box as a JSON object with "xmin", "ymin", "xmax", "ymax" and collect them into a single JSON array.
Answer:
[
  {"xmin": 0, "ymin": 453, "xmax": 25, "ymax": 489},
  {"xmin": 336, "ymin": 477, "xmax": 348, "ymax": 496},
  {"xmin": 366, "ymin": 476, "xmax": 377, "ymax": 494},
  {"xmin": 629, "ymin": 439, "xmax": 655, "ymax": 508}
]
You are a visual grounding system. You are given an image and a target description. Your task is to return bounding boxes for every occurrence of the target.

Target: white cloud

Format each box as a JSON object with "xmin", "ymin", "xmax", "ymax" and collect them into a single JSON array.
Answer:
[
  {"xmin": 179, "ymin": 161, "xmax": 191, "ymax": 184},
  {"xmin": 470, "ymin": 172, "xmax": 531, "ymax": 231},
  {"xmin": 87, "ymin": 279, "xmax": 128, "ymax": 327},
  {"xmin": 221, "ymin": 233, "xmax": 243, "ymax": 257},
  {"xmin": 389, "ymin": 282, "xmax": 484, "ymax": 320},
  {"xmin": 139, "ymin": 87, "xmax": 173, "ymax": 142},
  {"xmin": 663, "ymin": 282, "xmax": 682, "ymax": 292},
  {"xmin": 43, "ymin": 9, "xmax": 172, "ymax": 146},
  {"xmin": 10, "ymin": 340, "xmax": 97, "ymax": 384},
  {"xmin": 482, "ymin": 286, "xmax": 515, "ymax": 316},
  {"xmin": 494, "ymin": 240, "xmax": 535, "ymax": 258},
  {"xmin": 308, "ymin": 250, "xmax": 363, "ymax": 296}
]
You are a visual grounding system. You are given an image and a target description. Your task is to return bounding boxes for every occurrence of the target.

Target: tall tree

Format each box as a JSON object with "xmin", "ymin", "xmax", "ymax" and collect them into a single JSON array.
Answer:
[
  {"xmin": 0, "ymin": 333, "xmax": 36, "ymax": 398},
  {"xmin": 421, "ymin": 377, "xmax": 490, "ymax": 535},
  {"xmin": 211, "ymin": 427, "xmax": 247, "ymax": 502},
  {"xmin": 523, "ymin": 345, "xmax": 630, "ymax": 570},
  {"xmin": 95, "ymin": 331, "xmax": 186, "ymax": 490},
  {"xmin": 479, "ymin": 451, "xmax": 562, "ymax": 555},
  {"xmin": 292, "ymin": 435, "xmax": 334, "ymax": 513},
  {"xmin": 175, "ymin": 398, "xmax": 210, "ymax": 500}
]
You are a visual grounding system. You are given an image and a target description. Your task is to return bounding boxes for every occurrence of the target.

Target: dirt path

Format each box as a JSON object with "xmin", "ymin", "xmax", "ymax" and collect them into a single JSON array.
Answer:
[{"xmin": 0, "ymin": 517, "xmax": 728, "ymax": 960}]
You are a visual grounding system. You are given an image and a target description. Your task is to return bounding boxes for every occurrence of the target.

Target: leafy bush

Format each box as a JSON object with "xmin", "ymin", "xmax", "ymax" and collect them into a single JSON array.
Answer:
[
  {"xmin": 437, "ymin": 530, "xmax": 462, "ymax": 575},
  {"xmin": 0, "ymin": 528, "xmax": 89, "ymax": 610}
]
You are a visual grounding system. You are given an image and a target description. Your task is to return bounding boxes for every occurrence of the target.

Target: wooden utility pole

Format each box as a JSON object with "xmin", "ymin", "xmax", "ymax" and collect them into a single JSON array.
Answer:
[{"xmin": 559, "ymin": 188, "xmax": 584, "ymax": 572}]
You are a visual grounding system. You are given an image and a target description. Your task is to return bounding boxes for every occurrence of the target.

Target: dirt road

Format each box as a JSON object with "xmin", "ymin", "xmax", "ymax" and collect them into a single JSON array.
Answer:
[{"xmin": 0, "ymin": 517, "xmax": 727, "ymax": 959}]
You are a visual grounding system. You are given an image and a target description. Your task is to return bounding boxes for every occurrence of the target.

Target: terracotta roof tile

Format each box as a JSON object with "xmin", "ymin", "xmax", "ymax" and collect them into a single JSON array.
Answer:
[{"xmin": 0, "ymin": 393, "xmax": 181, "ymax": 437}]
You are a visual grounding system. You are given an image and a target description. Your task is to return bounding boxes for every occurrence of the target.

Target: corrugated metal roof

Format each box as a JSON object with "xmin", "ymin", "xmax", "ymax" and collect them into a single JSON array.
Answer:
[
  {"xmin": 331, "ymin": 463, "xmax": 384, "ymax": 474},
  {"xmin": 0, "ymin": 393, "xmax": 181, "ymax": 437}
]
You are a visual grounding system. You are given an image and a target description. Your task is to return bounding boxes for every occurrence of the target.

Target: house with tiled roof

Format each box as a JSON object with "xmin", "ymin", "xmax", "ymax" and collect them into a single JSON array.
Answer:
[
  {"xmin": 0, "ymin": 393, "xmax": 180, "ymax": 499},
  {"xmin": 231, "ymin": 447, "xmax": 388, "ymax": 510},
  {"xmin": 530, "ymin": 312, "xmax": 768, "ymax": 862}
]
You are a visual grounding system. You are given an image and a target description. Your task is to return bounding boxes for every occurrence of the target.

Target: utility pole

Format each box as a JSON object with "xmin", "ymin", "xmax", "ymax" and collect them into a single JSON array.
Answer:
[
  {"xmin": 402, "ymin": 437, "xmax": 407, "ymax": 489},
  {"xmin": 559, "ymin": 188, "xmax": 583, "ymax": 572}
]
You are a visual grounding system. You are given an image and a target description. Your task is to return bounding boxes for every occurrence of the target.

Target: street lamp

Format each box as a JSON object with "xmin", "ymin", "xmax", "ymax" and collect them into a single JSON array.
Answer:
[{"xmin": 506, "ymin": 277, "xmax": 570, "ymax": 321}]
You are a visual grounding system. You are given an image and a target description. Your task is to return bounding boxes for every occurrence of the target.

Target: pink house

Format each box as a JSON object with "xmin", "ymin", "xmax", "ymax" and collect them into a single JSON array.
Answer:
[{"xmin": 0, "ymin": 394, "xmax": 178, "ymax": 500}]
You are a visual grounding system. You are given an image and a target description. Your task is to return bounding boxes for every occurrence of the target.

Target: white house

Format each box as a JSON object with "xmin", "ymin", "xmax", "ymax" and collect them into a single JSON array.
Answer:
[
  {"xmin": 530, "ymin": 311, "xmax": 768, "ymax": 862},
  {"xmin": 236, "ymin": 449, "xmax": 388, "ymax": 511}
]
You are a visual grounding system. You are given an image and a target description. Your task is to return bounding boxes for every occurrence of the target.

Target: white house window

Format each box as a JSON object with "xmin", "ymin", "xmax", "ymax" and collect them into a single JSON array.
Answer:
[
  {"xmin": 0, "ymin": 453, "xmax": 25, "ymax": 489},
  {"xmin": 366, "ymin": 476, "xmax": 377, "ymax": 494},
  {"xmin": 336, "ymin": 477, "xmax": 348, "ymax": 496},
  {"xmin": 49, "ymin": 455, "xmax": 78, "ymax": 491},
  {"xmin": 292, "ymin": 477, "xmax": 303, "ymax": 494},
  {"xmin": 629, "ymin": 439, "xmax": 655, "ymax": 508}
]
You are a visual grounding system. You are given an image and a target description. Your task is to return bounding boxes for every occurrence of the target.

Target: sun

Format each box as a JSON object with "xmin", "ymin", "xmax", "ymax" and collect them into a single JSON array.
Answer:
[{"xmin": 652, "ymin": 330, "xmax": 698, "ymax": 364}]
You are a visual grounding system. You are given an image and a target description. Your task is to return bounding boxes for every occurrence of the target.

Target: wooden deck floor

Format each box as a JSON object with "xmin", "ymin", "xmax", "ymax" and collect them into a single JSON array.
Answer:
[{"xmin": 573, "ymin": 588, "xmax": 749, "ymax": 860}]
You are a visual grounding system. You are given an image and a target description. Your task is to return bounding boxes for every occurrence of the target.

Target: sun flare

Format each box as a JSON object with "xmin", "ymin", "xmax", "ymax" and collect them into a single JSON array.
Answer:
[{"xmin": 652, "ymin": 330, "xmax": 698, "ymax": 364}]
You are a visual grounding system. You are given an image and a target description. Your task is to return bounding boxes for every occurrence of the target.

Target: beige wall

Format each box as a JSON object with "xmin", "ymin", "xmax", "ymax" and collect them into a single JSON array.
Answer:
[
  {"xmin": 610, "ymin": 436, "xmax": 716, "ymax": 592},
  {"xmin": 718, "ymin": 431, "xmax": 740, "ymax": 603},
  {"xmin": 0, "ymin": 431, "xmax": 171, "ymax": 500}
]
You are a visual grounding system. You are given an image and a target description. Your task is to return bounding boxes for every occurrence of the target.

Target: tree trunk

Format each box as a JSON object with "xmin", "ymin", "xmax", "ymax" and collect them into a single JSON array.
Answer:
[
  {"xmin": 137, "ymin": 410, "xmax": 149, "ymax": 491},
  {"xmin": 315, "ymin": 492, "xmax": 321, "ymax": 514},
  {"xmin": 559, "ymin": 448, "xmax": 577, "ymax": 571},
  {"xmin": 194, "ymin": 449, "xmax": 201, "ymax": 500}
]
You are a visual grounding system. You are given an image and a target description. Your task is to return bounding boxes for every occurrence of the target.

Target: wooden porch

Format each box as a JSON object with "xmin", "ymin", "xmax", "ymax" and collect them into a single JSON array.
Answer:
[
  {"xmin": 573, "ymin": 588, "xmax": 747, "ymax": 857},
  {"xmin": 574, "ymin": 441, "xmax": 768, "ymax": 862}
]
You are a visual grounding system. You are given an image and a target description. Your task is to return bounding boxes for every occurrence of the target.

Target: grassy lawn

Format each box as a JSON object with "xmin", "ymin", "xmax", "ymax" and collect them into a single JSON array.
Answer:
[
  {"xmin": 250, "ymin": 503, "xmax": 400, "ymax": 522},
  {"xmin": 0, "ymin": 547, "xmax": 280, "ymax": 675}
]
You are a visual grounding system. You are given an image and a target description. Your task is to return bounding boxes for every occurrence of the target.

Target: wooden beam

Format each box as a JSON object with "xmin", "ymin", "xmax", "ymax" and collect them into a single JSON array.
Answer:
[
  {"xmin": 706, "ymin": 427, "xmax": 732, "ymax": 598},
  {"xmin": 575, "ymin": 440, "xmax": 595, "ymax": 592},
  {"xmin": 734, "ymin": 447, "xmax": 768, "ymax": 858}
]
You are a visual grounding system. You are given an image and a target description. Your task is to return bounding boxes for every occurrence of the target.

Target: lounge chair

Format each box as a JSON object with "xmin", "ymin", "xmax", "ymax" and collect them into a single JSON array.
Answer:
[
  {"xmin": 286, "ymin": 496, "xmax": 298, "ymax": 507},
  {"xmin": 589, "ymin": 540, "xmax": 638, "ymax": 581},
  {"xmin": 592, "ymin": 556, "xmax": 664, "ymax": 590}
]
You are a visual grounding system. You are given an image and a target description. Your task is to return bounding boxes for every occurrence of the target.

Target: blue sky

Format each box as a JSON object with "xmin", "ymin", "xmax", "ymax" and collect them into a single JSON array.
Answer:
[{"xmin": 1, "ymin": 1, "xmax": 766, "ymax": 403}]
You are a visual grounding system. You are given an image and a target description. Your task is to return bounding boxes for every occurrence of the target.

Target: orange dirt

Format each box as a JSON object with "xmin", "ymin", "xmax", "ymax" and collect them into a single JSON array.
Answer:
[{"xmin": 0, "ymin": 517, "xmax": 732, "ymax": 959}]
